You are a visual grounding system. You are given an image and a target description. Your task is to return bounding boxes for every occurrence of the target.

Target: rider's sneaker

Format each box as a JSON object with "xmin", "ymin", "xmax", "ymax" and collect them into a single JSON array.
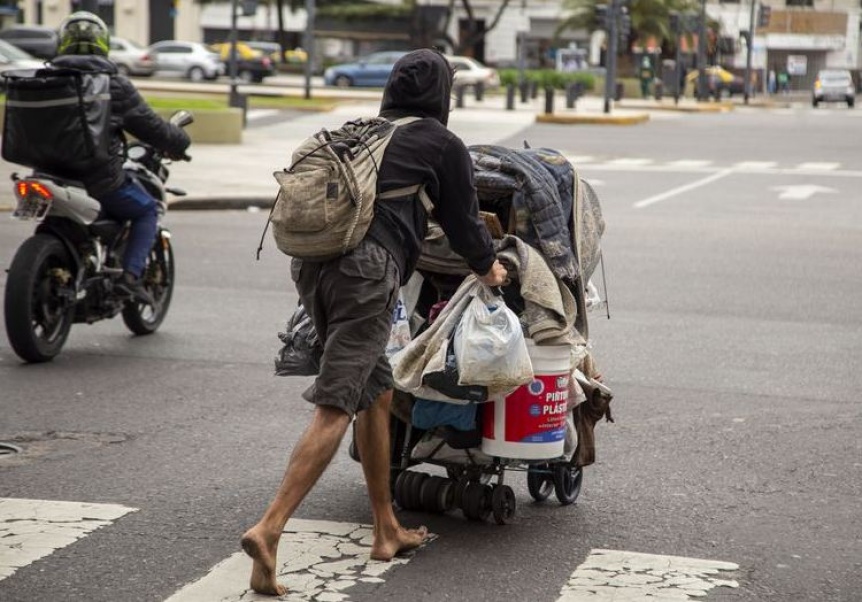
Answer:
[{"xmin": 117, "ymin": 272, "xmax": 154, "ymax": 306}]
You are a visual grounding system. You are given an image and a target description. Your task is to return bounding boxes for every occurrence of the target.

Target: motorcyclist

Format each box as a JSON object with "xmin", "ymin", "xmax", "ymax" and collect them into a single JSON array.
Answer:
[{"xmin": 49, "ymin": 11, "xmax": 190, "ymax": 303}]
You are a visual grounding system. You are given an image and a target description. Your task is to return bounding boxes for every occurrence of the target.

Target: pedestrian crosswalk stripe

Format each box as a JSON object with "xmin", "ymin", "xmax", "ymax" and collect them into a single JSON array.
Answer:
[
  {"xmin": 0, "ymin": 497, "xmax": 136, "ymax": 582},
  {"xmin": 164, "ymin": 519, "xmax": 422, "ymax": 602},
  {"xmin": 608, "ymin": 158, "xmax": 654, "ymax": 167},
  {"xmin": 556, "ymin": 549, "xmax": 739, "ymax": 601},
  {"xmin": 668, "ymin": 159, "xmax": 713, "ymax": 168},
  {"xmin": 796, "ymin": 162, "xmax": 840, "ymax": 171},
  {"xmin": 734, "ymin": 161, "xmax": 778, "ymax": 170}
]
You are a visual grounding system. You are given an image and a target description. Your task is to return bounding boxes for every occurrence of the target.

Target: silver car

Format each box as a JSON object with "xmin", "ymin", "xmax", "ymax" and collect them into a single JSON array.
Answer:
[
  {"xmin": 812, "ymin": 69, "xmax": 855, "ymax": 108},
  {"xmin": 109, "ymin": 37, "xmax": 155, "ymax": 77},
  {"xmin": 148, "ymin": 40, "xmax": 223, "ymax": 82}
]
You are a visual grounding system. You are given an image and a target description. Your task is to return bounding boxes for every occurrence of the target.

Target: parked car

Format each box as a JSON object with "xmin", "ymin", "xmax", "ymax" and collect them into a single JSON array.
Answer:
[
  {"xmin": 686, "ymin": 66, "xmax": 745, "ymax": 98},
  {"xmin": 812, "ymin": 69, "xmax": 855, "ymax": 108},
  {"xmin": 108, "ymin": 37, "xmax": 155, "ymax": 77},
  {"xmin": 0, "ymin": 25, "xmax": 58, "ymax": 60},
  {"xmin": 0, "ymin": 39, "xmax": 45, "ymax": 90},
  {"xmin": 323, "ymin": 51, "xmax": 408, "ymax": 88},
  {"xmin": 241, "ymin": 41, "xmax": 308, "ymax": 66},
  {"xmin": 210, "ymin": 42, "xmax": 274, "ymax": 83},
  {"xmin": 446, "ymin": 55, "xmax": 500, "ymax": 90},
  {"xmin": 147, "ymin": 40, "xmax": 223, "ymax": 82}
]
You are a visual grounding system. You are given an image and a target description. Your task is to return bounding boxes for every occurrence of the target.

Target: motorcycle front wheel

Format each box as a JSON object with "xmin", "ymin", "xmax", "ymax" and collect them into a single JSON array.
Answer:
[
  {"xmin": 122, "ymin": 231, "xmax": 175, "ymax": 335},
  {"xmin": 4, "ymin": 234, "xmax": 76, "ymax": 363}
]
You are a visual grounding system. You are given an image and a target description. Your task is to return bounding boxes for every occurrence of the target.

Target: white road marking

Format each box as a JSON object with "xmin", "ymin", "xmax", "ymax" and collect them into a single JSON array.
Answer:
[
  {"xmin": 567, "ymin": 155, "xmax": 598, "ymax": 164},
  {"xmin": 734, "ymin": 161, "xmax": 778, "ymax": 170},
  {"xmin": 796, "ymin": 162, "xmax": 840, "ymax": 171},
  {"xmin": 608, "ymin": 158, "xmax": 654, "ymax": 167},
  {"xmin": 667, "ymin": 159, "xmax": 713, "ymax": 169},
  {"xmin": 633, "ymin": 169, "xmax": 734, "ymax": 209},
  {"xmin": 164, "ymin": 519, "xmax": 423, "ymax": 602},
  {"xmin": 557, "ymin": 549, "xmax": 739, "ymax": 601},
  {"xmin": 771, "ymin": 184, "xmax": 838, "ymax": 200},
  {"xmin": 0, "ymin": 498, "xmax": 136, "ymax": 582}
]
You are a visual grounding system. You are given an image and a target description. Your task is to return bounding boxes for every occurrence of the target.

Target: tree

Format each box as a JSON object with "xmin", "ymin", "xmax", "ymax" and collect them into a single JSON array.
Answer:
[{"xmin": 557, "ymin": 0, "xmax": 704, "ymax": 56}]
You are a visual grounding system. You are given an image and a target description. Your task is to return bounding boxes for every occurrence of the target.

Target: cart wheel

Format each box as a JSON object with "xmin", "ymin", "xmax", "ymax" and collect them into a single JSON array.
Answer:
[
  {"xmin": 463, "ymin": 483, "xmax": 491, "ymax": 521},
  {"xmin": 527, "ymin": 464, "xmax": 554, "ymax": 502},
  {"xmin": 553, "ymin": 463, "xmax": 583, "ymax": 506},
  {"xmin": 419, "ymin": 476, "xmax": 447, "ymax": 513},
  {"xmin": 393, "ymin": 470, "xmax": 411, "ymax": 510},
  {"xmin": 407, "ymin": 472, "xmax": 428, "ymax": 511},
  {"xmin": 491, "ymin": 485, "xmax": 517, "ymax": 525},
  {"xmin": 453, "ymin": 478, "xmax": 469, "ymax": 510},
  {"xmin": 437, "ymin": 479, "xmax": 456, "ymax": 513}
]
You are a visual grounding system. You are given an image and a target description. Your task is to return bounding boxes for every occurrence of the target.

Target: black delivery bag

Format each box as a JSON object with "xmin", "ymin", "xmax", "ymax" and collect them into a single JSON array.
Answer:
[{"xmin": 1, "ymin": 68, "xmax": 112, "ymax": 173}]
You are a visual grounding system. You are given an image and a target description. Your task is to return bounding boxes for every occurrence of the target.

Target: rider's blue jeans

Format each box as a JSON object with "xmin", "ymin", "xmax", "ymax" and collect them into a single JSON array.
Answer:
[{"xmin": 98, "ymin": 177, "xmax": 159, "ymax": 278}]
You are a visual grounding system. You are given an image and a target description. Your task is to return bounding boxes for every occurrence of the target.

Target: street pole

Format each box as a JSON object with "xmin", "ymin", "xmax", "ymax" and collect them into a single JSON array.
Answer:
[
  {"xmin": 228, "ymin": 0, "xmax": 240, "ymax": 107},
  {"xmin": 603, "ymin": 0, "xmax": 618, "ymax": 114},
  {"xmin": 696, "ymin": 0, "xmax": 707, "ymax": 102},
  {"xmin": 303, "ymin": 0, "xmax": 315, "ymax": 100},
  {"xmin": 743, "ymin": 0, "xmax": 757, "ymax": 105}
]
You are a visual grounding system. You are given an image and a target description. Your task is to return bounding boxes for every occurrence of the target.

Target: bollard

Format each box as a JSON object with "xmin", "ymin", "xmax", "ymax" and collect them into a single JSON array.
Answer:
[
  {"xmin": 455, "ymin": 84, "xmax": 466, "ymax": 109},
  {"xmin": 544, "ymin": 86, "xmax": 555, "ymax": 114},
  {"xmin": 566, "ymin": 82, "xmax": 577, "ymax": 109},
  {"xmin": 506, "ymin": 84, "xmax": 516, "ymax": 110},
  {"xmin": 530, "ymin": 80, "xmax": 539, "ymax": 99},
  {"xmin": 519, "ymin": 81, "xmax": 529, "ymax": 103},
  {"xmin": 614, "ymin": 81, "xmax": 624, "ymax": 101},
  {"xmin": 475, "ymin": 81, "xmax": 484, "ymax": 102},
  {"xmin": 229, "ymin": 89, "xmax": 248, "ymax": 127},
  {"xmin": 654, "ymin": 80, "xmax": 663, "ymax": 101}
]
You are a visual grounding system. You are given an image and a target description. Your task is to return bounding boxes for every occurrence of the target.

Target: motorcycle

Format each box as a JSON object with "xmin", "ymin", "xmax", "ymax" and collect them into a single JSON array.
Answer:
[{"xmin": 3, "ymin": 110, "xmax": 194, "ymax": 363}]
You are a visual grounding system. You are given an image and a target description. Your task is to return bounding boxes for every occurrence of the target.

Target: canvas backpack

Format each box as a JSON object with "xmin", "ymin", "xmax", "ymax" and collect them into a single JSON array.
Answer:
[{"xmin": 259, "ymin": 116, "xmax": 432, "ymax": 261}]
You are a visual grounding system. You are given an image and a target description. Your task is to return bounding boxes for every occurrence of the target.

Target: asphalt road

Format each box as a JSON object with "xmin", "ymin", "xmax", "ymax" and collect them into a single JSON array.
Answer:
[{"xmin": 1, "ymin": 104, "xmax": 861, "ymax": 601}]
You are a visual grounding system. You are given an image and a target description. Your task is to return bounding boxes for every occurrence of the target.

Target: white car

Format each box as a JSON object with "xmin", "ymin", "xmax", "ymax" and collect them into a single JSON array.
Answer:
[
  {"xmin": 148, "ymin": 40, "xmax": 224, "ymax": 82},
  {"xmin": 812, "ymin": 69, "xmax": 855, "ymax": 108},
  {"xmin": 446, "ymin": 55, "xmax": 500, "ymax": 90},
  {"xmin": 109, "ymin": 37, "xmax": 155, "ymax": 77},
  {"xmin": 0, "ymin": 39, "xmax": 44, "ymax": 76}
]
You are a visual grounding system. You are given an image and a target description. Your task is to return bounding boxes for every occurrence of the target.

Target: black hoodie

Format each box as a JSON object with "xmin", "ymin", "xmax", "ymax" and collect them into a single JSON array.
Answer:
[{"xmin": 368, "ymin": 49, "xmax": 495, "ymax": 284}]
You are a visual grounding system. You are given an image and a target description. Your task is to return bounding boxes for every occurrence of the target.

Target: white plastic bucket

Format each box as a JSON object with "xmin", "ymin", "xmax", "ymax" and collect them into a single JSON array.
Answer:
[{"xmin": 481, "ymin": 341, "xmax": 571, "ymax": 460}]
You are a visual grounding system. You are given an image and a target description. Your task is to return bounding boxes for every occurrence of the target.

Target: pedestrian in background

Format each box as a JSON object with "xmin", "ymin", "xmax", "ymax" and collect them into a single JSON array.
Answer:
[{"xmin": 240, "ymin": 48, "xmax": 507, "ymax": 596}]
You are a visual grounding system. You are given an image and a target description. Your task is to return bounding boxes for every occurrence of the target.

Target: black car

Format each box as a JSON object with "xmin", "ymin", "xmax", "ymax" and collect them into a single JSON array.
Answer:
[{"xmin": 0, "ymin": 25, "xmax": 58, "ymax": 60}]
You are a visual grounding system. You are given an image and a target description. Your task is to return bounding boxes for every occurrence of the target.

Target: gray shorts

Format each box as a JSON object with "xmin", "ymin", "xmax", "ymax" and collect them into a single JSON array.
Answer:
[{"xmin": 291, "ymin": 238, "xmax": 400, "ymax": 417}]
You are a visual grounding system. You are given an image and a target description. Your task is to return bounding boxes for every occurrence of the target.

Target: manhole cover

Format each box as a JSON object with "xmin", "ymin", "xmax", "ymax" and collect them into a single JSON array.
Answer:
[{"xmin": 0, "ymin": 442, "xmax": 23, "ymax": 456}]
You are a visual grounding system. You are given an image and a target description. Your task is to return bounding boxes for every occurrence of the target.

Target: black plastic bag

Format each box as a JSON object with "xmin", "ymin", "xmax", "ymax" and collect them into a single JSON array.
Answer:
[{"xmin": 274, "ymin": 304, "xmax": 323, "ymax": 377}]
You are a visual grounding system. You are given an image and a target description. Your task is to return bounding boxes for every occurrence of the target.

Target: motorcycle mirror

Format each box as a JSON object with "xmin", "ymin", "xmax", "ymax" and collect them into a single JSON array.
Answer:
[{"xmin": 170, "ymin": 110, "xmax": 194, "ymax": 128}]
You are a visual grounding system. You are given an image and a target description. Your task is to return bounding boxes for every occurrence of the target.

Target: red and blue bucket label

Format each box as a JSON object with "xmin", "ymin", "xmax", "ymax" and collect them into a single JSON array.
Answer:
[{"xmin": 483, "ymin": 373, "xmax": 569, "ymax": 444}]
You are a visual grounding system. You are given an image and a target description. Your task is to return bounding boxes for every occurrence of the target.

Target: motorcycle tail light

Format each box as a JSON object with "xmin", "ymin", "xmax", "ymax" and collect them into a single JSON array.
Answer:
[{"xmin": 16, "ymin": 180, "xmax": 54, "ymax": 201}]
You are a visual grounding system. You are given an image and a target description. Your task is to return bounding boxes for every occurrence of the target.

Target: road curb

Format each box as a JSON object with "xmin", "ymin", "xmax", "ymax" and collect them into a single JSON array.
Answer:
[
  {"xmin": 620, "ymin": 102, "xmax": 733, "ymax": 113},
  {"xmin": 168, "ymin": 195, "xmax": 274, "ymax": 211},
  {"xmin": 535, "ymin": 113, "xmax": 650, "ymax": 125}
]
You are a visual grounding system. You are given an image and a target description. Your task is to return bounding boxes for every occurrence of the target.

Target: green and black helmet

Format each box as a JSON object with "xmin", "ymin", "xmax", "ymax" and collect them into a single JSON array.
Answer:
[{"xmin": 57, "ymin": 11, "xmax": 110, "ymax": 56}]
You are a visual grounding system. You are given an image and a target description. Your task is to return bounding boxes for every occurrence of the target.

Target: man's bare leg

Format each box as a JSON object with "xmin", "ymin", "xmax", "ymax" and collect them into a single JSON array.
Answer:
[
  {"xmin": 355, "ymin": 389, "xmax": 428, "ymax": 561},
  {"xmin": 241, "ymin": 405, "xmax": 351, "ymax": 595}
]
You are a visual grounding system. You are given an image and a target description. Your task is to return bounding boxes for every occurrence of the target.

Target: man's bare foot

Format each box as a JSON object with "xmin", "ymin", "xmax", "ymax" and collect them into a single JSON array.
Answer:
[
  {"xmin": 241, "ymin": 525, "xmax": 287, "ymax": 596},
  {"xmin": 370, "ymin": 525, "xmax": 429, "ymax": 561}
]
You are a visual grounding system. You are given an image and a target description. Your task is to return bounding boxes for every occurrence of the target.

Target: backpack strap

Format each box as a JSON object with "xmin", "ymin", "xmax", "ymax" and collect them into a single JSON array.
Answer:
[
  {"xmin": 378, "ymin": 184, "xmax": 433, "ymax": 213},
  {"xmin": 378, "ymin": 116, "xmax": 433, "ymax": 212}
]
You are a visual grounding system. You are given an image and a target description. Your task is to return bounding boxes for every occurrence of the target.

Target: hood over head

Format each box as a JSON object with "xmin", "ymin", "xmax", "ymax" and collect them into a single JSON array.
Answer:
[{"xmin": 380, "ymin": 49, "xmax": 452, "ymax": 126}]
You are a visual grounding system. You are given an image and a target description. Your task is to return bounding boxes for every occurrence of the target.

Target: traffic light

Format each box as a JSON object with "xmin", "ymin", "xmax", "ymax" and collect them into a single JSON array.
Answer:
[
  {"xmin": 595, "ymin": 4, "xmax": 609, "ymax": 30},
  {"xmin": 619, "ymin": 11, "xmax": 632, "ymax": 42},
  {"xmin": 757, "ymin": 4, "xmax": 771, "ymax": 28}
]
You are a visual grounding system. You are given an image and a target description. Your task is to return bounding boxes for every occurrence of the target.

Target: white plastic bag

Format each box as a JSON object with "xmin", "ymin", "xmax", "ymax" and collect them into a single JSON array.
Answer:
[{"xmin": 453, "ymin": 286, "xmax": 533, "ymax": 389}]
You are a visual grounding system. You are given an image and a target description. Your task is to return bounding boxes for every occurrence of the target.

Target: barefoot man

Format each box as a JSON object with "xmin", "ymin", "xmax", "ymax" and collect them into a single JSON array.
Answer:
[{"xmin": 241, "ymin": 48, "xmax": 507, "ymax": 596}]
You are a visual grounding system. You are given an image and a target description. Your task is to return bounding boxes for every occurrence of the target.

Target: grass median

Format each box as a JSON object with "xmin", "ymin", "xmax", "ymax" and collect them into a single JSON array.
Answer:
[{"xmin": 143, "ymin": 93, "xmax": 338, "ymax": 112}]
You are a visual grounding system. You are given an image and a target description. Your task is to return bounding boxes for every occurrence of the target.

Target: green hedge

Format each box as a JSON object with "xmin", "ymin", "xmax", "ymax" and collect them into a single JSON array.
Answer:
[{"xmin": 499, "ymin": 69, "xmax": 596, "ymax": 91}]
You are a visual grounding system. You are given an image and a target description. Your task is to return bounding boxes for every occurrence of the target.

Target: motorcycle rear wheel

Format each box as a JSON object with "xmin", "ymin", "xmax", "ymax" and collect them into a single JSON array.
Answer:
[
  {"xmin": 4, "ymin": 235, "xmax": 75, "ymax": 363},
  {"xmin": 122, "ymin": 232, "xmax": 175, "ymax": 335}
]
